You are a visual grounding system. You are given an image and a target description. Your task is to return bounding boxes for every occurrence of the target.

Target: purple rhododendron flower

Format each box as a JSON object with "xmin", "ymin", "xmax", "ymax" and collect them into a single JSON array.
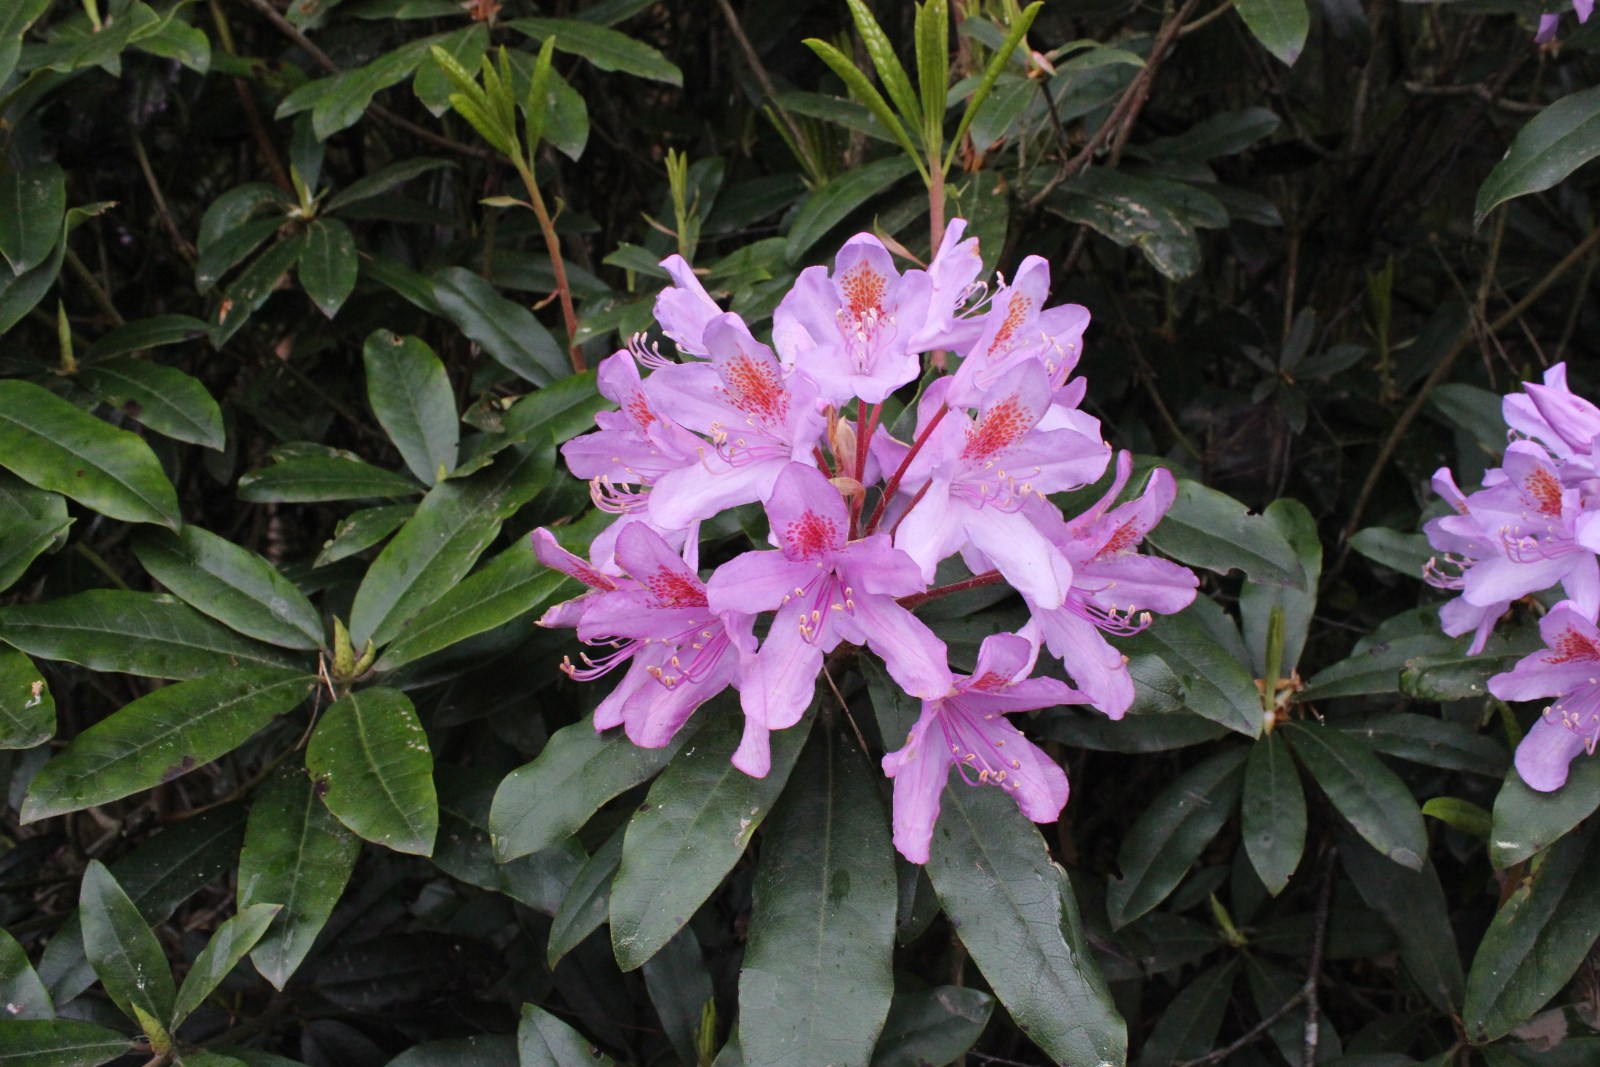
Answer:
[
  {"xmin": 534, "ymin": 220, "xmax": 1201, "ymax": 861},
  {"xmin": 707, "ymin": 462, "xmax": 950, "ymax": 776},
  {"xmin": 882, "ymin": 632, "xmax": 1082, "ymax": 863},
  {"xmin": 1535, "ymin": 0, "xmax": 1592, "ymax": 41},
  {"xmin": 1489, "ymin": 601, "xmax": 1600, "ymax": 790}
]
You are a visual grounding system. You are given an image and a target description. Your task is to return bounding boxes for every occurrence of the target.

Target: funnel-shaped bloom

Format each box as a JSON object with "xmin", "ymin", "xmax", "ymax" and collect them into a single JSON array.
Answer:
[
  {"xmin": 561, "ymin": 351, "xmax": 702, "ymax": 515},
  {"xmin": 946, "ymin": 256, "xmax": 1091, "ymax": 407},
  {"xmin": 707, "ymin": 463, "xmax": 950, "ymax": 776},
  {"xmin": 1489, "ymin": 601, "xmax": 1600, "ymax": 790},
  {"xmin": 894, "ymin": 362, "xmax": 1111, "ymax": 608},
  {"xmin": 534, "ymin": 525, "xmax": 747, "ymax": 749},
  {"xmin": 881, "ymin": 632, "xmax": 1081, "ymax": 862},
  {"xmin": 1019, "ymin": 454, "xmax": 1198, "ymax": 715}
]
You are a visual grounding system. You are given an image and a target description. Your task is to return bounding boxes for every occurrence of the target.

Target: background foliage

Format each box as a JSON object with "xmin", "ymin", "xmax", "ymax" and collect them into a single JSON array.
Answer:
[{"xmin": 1, "ymin": 0, "xmax": 1599, "ymax": 1065}]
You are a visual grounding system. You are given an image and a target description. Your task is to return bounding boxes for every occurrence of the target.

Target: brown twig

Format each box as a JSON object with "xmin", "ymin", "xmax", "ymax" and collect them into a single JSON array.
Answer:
[
  {"xmin": 210, "ymin": 0, "xmax": 293, "ymax": 192},
  {"xmin": 712, "ymin": 0, "xmax": 824, "ymax": 182},
  {"xmin": 897, "ymin": 570, "xmax": 1004, "ymax": 610},
  {"xmin": 1025, "ymin": 0, "xmax": 1203, "ymax": 210},
  {"xmin": 129, "ymin": 129, "xmax": 197, "ymax": 264}
]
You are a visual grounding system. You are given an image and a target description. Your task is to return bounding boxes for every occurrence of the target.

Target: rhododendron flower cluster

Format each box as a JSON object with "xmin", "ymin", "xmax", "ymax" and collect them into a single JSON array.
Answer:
[
  {"xmin": 1424, "ymin": 363, "xmax": 1600, "ymax": 791},
  {"xmin": 534, "ymin": 222, "xmax": 1199, "ymax": 862}
]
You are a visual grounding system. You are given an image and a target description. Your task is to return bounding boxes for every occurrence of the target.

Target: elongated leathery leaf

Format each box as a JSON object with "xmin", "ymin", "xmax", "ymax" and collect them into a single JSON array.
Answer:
[
  {"xmin": 299, "ymin": 218, "xmax": 358, "ymax": 318},
  {"xmin": 1118, "ymin": 600, "xmax": 1262, "ymax": 737},
  {"xmin": 0, "ymin": 1019, "xmax": 132, "ymax": 1066},
  {"xmin": 869, "ymin": 986, "xmax": 993, "ymax": 1067},
  {"xmin": 1107, "ymin": 746, "xmax": 1248, "ymax": 927},
  {"xmin": 1241, "ymin": 732, "xmax": 1306, "ymax": 896},
  {"xmin": 1463, "ymin": 819, "xmax": 1600, "ymax": 1042},
  {"xmin": 1143, "ymin": 478, "xmax": 1303, "ymax": 588},
  {"xmin": 1234, "ymin": 0, "xmax": 1310, "ymax": 66},
  {"xmin": 0, "ymin": 163, "xmax": 65, "ymax": 276},
  {"xmin": 134, "ymin": 526, "xmax": 323, "ymax": 651},
  {"xmin": 518, "ymin": 1004, "xmax": 616, "ymax": 1067},
  {"xmin": 22, "ymin": 668, "xmax": 315, "ymax": 822},
  {"xmin": 0, "ymin": 380, "xmax": 180, "ymax": 528},
  {"xmin": 490, "ymin": 717, "xmax": 693, "ymax": 862},
  {"xmin": 432, "ymin": 267, "xmax": 567, "ymax": 386},
  {"xmin": 1475, "ymin": 85, "xmax": 1600, "ymax": 225},
  {"xmin": 239, "ymin": 456, "xmax": 422, "ymax": 503},
  {"xmin": 348, "ymin": 435, "xmax": 551, "ymax": 648},
  {"xmin": 362, "ymin": 330, "xmax": 459, "ymax": 486},
  {"xmin": 0, "ymin": 646, "xmax": 53, "ymax": 750},
  {"xmin": 306, "ymin": 687, "xmax": 438, "ymax": 856},
  {"xmin": 785, "ymin": 157, "xmax": 918, "ymax": 264},
  {"xmin": 1284, "ymin": 721, "xmax": 1428, "ymax": 871},
  {"xmin": 610, "ymin": 708, "xmax": 813, "ymax": 971},
  {"xmin": 0, "ymin": 590, "xmax": 305, "ymax": 679},
  {"xmin": 547, "ymin": 825, "xmax": 625, "ymax": 967},
  {"xmin": 76, "ymin": 359, "xmax": 225, "ymax": 451},
  {"xmin": 239, "ymin": 771, "xmax": 360, "ymax": 990},
  {"xmin": 0, "ymin": 927, "xmax": 53, "ymax": 1020},
  {"xmin": 739, "ymin": 731, "xmax": 896, "ymax": 1067},
  {"xmin": 171, "ymin": 905, "xmax": 281, "ymax": 1024},
  {"xmin": 1341, "ymin": 835, "xmax": 1463, "ymax": 1015},
  {"xmin": 505, "ymin": 18, "xmax": 682, "ymax": 85},
  {"xmin": 1240, "ymin": 498, "xmax": 1320, "ymax": 677},
  {"xmin": 927, "ymin": 784, "xmax": 1126, "ymax": 1067},
  {"xmin": 79, "ymin": 861, "xmax": 176, "ymax": 1026},
  {"xmin": 1488, "ymin": 756, "xmax": 1600, "ymax": 869}
]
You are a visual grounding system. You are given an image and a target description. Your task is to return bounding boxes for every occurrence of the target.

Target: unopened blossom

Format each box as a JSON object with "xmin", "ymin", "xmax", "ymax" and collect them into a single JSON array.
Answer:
[
  {"xmin": 1019, "ymin": 453, "xmax": 1199, "ymax": 716},
  {"xmin": 706, "ymin": 462, "xmax": 951, "ymax": 776},
  {"xmin": 1488, "ymin": 601, "xmax": 1600, "ymax": 790},
  {"xmin": 881, "ymin": 632, "xmax": 1081, "ymax": 863},
  {"xmin": 533, "ymin": 525, "xmax": 748, "ymax": 749},
  {"xmin": 644, "ymin": 313, "xmax": 827, "ymax": 530},
  {"xmin": 893, "ymin": 361, "xmax": 1111, "ymax": 609},
  {"xmin": 653, "ymin": 254, "xmax": 724, "ymax": 356}
]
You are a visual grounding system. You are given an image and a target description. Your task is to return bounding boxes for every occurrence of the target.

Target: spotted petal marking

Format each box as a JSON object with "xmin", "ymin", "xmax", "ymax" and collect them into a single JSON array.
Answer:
[
  {"xmin": 1549, "ymin": 626, "xmax": 1600, "ymax": 664},
  {"xmin": 961, "ymin": 393, "xmax": 1033, "ymax": 461},
  {"xmin": 783, "ymin": 510, "xmax": 841, "ymax": 561}
]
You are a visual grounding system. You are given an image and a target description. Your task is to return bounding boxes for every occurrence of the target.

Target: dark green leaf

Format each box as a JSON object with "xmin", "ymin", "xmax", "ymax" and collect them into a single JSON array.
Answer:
[
  {"xmin": 0, "ymin": 590, "xmax": 305, "ymax": 679},
  {"xmin": 1488, "ymin": 756, "xmax": 1600, "ymax": 869},
  {"xmin": 1106, "ymin": 746, "xmax": 1248, "ymax": 927},
  {"xmin": 0, "ymin": 473, "xmax": 70, "ymax": 597},
  {"xmin": 77, "ymin": 358, "xmax": 226, "ymax": 451},
  {"xmin": 739, "ymin": 731, "xmax": 896, "ymax": 1067},
  {"xmin": 1136, "ymin": 960, "xmax": 1237, "ymax": 1067},
  {"xmin": 609, "ymin": 709, "xmax": 813, "ymax": 971},
  {"xmin": 642, "ymin": 928, "xmax": 714, "ymax": 1067},
  {"xmin": 0, "ymin": 646, "xmax": 53, "ymax": 750},
  {"xmin": 1242, "ymin": 732, "xmax": 1306, "ymax": 896},
  {"xmin": 1234, "ymin": 0, "xmax": 1310, "ymax": 65},
  {"xmin": 1348, "ymin": 528, "xmax": 1432, "ymax": 578},
  {"xmin": 547, "ymin": 825, "xmax": 624, "ymax": 967},
  {"xmin": 1422, "ymin": 796, "xmax": 1492, "ymax": 838},
  {"xmin": 1463, "ymin": 819, "xmax": 1600, "ymax": 1042},
  {"xmin": 194, "ymin": 217, "xmax": 283, "ymax": 293},
  {"xmin": 238, "ymin": 455, "xmax": 422, "ymax": 504},
  {"xmin": 0, "ymin": 1019, "xmax": 132, "ymax": 1067},
  {"xmin": 490, "ymin": 718, "xmax": 692, "ymax": 862},
  {"xmin": 374, "ymin": 539, "xmax": 569, "ymax": 671},
  {"xmin": 0, "ymin": 164, "xmax": 65, "ymax": 276},
  {"xmin": 1475, "ymin": 85, "xmax": 1600, "ymax": 225},
  {"xmin": 1141, "ymin": 107, "xmax": 1281, "ymax": 160},
  {"xmin": 517, "ymin": 1004, "xmax": 615, "ymax": 1067},
  {"xmin": 0, "ymin": 380, "xmax": 180, "ymax": 527},
  {"xmin": 362, "ymin": 331, "xmax": 459, "ymax": 485},
  {"xmin": 1144, "ymin": 478, "xmax": 1303, "ymax": 587},
  {"xmin": 171, "ymin": 904, "xmax": 281, "ymax": 1024},
  {"xmin": 432, "ymin": 267, "xmax": 567, "ymax": 386},
  {"xmin": 214, "ymin": 236, "xmax": 307, "ymax": 345},
  {"xmin": 305, "ymin": 687, "xmax": 438, "ymax": 856},
  {"xmin": 0, "ymin": 927, "xmax": 53, "ymax": 1020},
  {"xmin": 506, "ymin": 18, "xmax": 682, "ymax": 85},
  {"xmin": 785, "ymin": 157, "xmax": 919, "ymax": 264},
  {"xmin": 79, "ymin": 860, "xmax": 175, "ymax": 1025},
  {"xmin": 0, "ymin": 0, "xmax": 53, "ymax": 87},
  {"xmin": 326, "ymin": 158, "xmax": 452, "ymax": 213},
  {"xmin": 868, "ymin": 986, "xmax": 993, "ymax": 1067},
  {"xmin": 1341, "ymin": 836, "xmax": 1463, "ymax": 1014},
  {"xmin": 1283, "ymin": 721, "xmax": 1427, "ymax": 870},
  {"xmin": 433, "ymin": 766, "xmax": 584, "ymax": 913},
  {"xmin": 1045, "ymin": 170, "xmax": 1205, "ymax": 280},
  {"xmin": 1240, "ymin": 498, "xmax": 1320, "ymax": 676},
  {"xmin": 387, "ymin": 1036, "xmax": 516, "ymax": 1067},
  {"xmin": 348, "ymin": 437, "xmax": 551, "ymax": 648},
  {"xmin": 21, "ymin": 668, "xmax": 314, "ymax": 821},
  {"xmin": 1333, "ymin": 712, "xmax": 1508, "ymax": 778},
  {"xmin": 1117, "ymin": 601, "xmax": 1263, "ymax": 737},
  {"xmin": 314, "ymin": 505, "xmax": 414, "ymax": 566},
  {"xmin": 1243, "ymin": 954, "xmax": 1340, "ymax": 1064},
  {"xmin": 239, "ymin": 771, "xmax": 360, "ymax": 991},
  {"xmin": 299, "ymin": 219, "xmax": 359, "ymax": 319},
  {"xmin": 1302, "ymin": 608, "xmax": 1456, "ymax": 700},
  {"xmin": 926, "ymin": 785, "xmax": 1126, "ymax": 1066},
  {"xmin": 496, "ymin": 370, "xmax": 608, "ymax": 446},
  {"xmin": 134, "ymin": 526, "xmax": 323, "ymax": 651}
]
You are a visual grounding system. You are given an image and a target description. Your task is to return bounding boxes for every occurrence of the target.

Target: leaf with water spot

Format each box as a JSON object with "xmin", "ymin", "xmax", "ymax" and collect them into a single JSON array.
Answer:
[{"xmin": 306, "ymin": 687, "xmax": 438, "ymax": 856}]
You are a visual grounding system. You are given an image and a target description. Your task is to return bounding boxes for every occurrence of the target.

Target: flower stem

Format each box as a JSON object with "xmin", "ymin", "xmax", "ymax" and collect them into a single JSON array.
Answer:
[
  {"xmin": 865, "ymin": 404, "xmax": 946, "ymax": 535},
  {"xmin": 514, "ymin": 159, "xmax": 585, "ymax": 373},
  {"xmin": 897, "ymin": 569, "xmax": 1003, "ymax": 610}
]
